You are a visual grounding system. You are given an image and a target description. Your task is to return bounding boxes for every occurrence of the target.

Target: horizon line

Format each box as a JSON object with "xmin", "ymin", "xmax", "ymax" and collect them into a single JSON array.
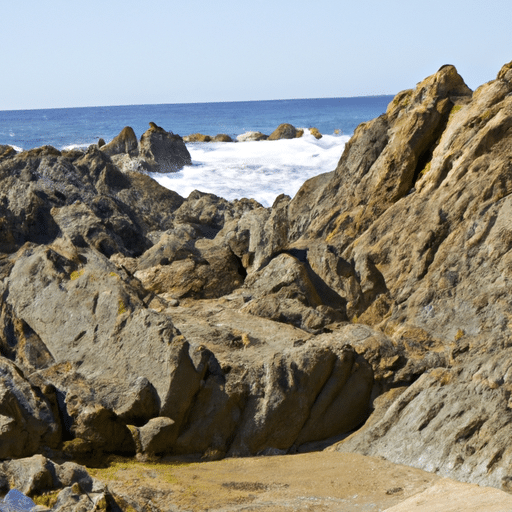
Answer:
[{"xmin": 0, "ymin": 93, "xmax": 397, "ymax": 114}]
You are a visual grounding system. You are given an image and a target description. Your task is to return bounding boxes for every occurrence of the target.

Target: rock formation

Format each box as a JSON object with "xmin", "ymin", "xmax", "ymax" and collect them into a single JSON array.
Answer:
[
  {"xmin": 100, "ymin": 122, "xmax": 191, "ymax": 173},
  {"xmin": 268, "ymin": 123, "xmax": 304, "ymax": 140},
  {"xmin": 138, "ymin": 122, "xmax": 192, "ymax": 172},
  {"xmin": 2, "ymin": 60, "xmax": 512, "ymax": 508},
  {"xmin": 100, "ymin": 126, "xmax": 138, "ymax": 157}
]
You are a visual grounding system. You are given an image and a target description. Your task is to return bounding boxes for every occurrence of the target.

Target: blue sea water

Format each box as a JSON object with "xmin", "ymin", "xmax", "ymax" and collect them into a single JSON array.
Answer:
[
  {"xmin": 0, "ymin": 96, "xmax": 394, "ymax": 206},
  {"xmin": 0, "ymin": 96, "xmax": 393, "ymax": 151}
]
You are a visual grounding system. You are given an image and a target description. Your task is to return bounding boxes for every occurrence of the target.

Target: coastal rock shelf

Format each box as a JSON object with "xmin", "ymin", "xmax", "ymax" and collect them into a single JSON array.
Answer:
[{"xmin": 1, "ymin": 60, "xmax": 512, "ymax": 509}]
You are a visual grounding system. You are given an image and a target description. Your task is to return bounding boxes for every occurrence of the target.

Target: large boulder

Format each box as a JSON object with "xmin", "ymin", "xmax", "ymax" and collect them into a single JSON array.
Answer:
[
  {"xmin": 139, "ymin": 122, "xmax": 191, "ymax": 172},
  {"xmin": 268, "ymin": 123, "xmax": 303, "ymax": 140},
  {"xmin": 227, "ymin": 340, "xmax": 372, "ymax": 456},
  {"xmin": 240, "ymin": 252, "xmax": 345, "ymax": 332},
  {"xmin": 0, "ymin": 455, "xmax": 110, "ymax": 510},
  {"xmin": 2, "ymin": 243, "xmax": 186, "ymax": 413},
  {"xmin": 100, "ymin": 126, "xmax": 138, "ymax": 157},
  {"xmin": 0, "ymin": 358, "xmax": 60, "ymax": 458}
]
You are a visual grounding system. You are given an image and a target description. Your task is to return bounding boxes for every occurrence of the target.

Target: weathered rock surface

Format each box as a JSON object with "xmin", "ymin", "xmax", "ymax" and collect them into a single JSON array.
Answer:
[
  {"xmin": 139, "ymin": 122, "xmax": 191, "ymax": 172},
  {"xmin": 100, "ymin": 126, "xmax": 138, "ymax": 157},
  {"xmin": 0, "ymin": 359, "xmax": 59, "ymax": 459},
  {"xmin": 0, "ymin": 455, "xmax": 114, "ymax": 511},
  {"xmin": 3, "ymin": 60, "xmax": 512, "ymax": 499},
  {"xmin": 0, "ymin": 145, "xmax": 16, "ymax": 160}
]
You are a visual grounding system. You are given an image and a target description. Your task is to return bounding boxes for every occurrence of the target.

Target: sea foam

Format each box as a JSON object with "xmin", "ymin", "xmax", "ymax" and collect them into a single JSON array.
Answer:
[{"xmin": 151, "ymin": 129, "xmax": 349, "ymax": 207}]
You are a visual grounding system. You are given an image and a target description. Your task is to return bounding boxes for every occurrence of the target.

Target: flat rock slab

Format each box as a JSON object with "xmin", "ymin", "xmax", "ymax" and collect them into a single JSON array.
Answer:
[
  {"xmin": 89, "ymin": 451, "xmax": 440, "ymax": 511},
  {"xmin": 383, "ymin": 478, "xmax": 512, "ymax": 512},
  {"xmin": 167, "ymin": 296, "xmax": 313, "ymax": 362}
]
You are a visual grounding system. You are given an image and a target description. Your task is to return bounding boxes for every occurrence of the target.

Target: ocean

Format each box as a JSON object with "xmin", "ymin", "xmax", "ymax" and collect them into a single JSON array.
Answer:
[{"xmin": 0, "ymin": 96, "xmax": 393, "ymax": 206}]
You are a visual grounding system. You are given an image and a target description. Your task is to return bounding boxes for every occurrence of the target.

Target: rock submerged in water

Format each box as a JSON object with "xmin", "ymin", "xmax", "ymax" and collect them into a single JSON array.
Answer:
[
  {"xmin": 3, "ymin": 60, "xmax": 512, "ymax": 508},
  {"xmin": 182, "ymin": 133, "xmax": 234, "ymax": 142}
]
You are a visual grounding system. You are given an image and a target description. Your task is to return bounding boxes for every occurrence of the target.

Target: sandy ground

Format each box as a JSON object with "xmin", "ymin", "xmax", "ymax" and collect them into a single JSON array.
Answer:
[{"xmin": 84, "ymin": 450, "xmax": 512, "ymax": 511}]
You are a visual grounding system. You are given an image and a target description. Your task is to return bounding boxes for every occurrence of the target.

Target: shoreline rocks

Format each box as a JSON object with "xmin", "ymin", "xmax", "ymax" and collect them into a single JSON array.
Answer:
[{"xmin": 3, "ymin": 60, "xmax": 512, "ymax": 509}]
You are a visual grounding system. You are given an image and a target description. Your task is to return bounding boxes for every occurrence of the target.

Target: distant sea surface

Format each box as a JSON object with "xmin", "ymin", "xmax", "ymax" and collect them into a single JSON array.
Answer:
[{"xmin": 0, "ymin": 96, "xmax": 394, "ymax": 206}]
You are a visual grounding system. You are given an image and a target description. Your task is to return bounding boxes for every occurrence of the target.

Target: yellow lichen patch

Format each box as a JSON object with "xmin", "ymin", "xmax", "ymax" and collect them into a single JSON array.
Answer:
[
  {"xmin": 448, "ymin": 104, "xmax": 462, "ymax": 123},
  {"xmin": 389, "ymin": 89, "xmax": 413, "ymax": 111},
  {"xmin": 419, "ymin": 161, "xmax": 431, "ymax": 178},
  {"xmin": 449, "ymin": 104, "xmax": 462, "ymax": 115},
  {"xmin": 454, "ymin": 328, "xmax": 465, "ymax": 341},
  {"xmin": 480, "ymin": 109, "xmax": 493, "ymax": 121},
  {"xmin": 109, "ymin": 271, "xmax": 119, "ymax": 278},
  {"xmin": 70, "ymin": 269, "xmax": 85, "ymax": 281},
  {"xmin": 118, "ymin": 299, "xmax": 127, "ymax": 315},
  {"xmin": 32, "ymin": 490, "xmax": 60, "ymax": 508},
  {"xmin": 325, "ymin": 212, "xmax": 352, "ymax": 243},
  {"xmin": 87, "ymin": 456, "xmax": 188, "ymax": 486},
  {"xmin": 430, "ymin": 367, "xmax": 453, "ymax": 386}
]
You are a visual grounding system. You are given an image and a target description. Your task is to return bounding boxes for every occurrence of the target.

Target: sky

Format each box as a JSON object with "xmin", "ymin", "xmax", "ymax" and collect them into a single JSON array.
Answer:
[{"xmin": 1, "ymin": 0, "xmax": 511, "ymax": 111}]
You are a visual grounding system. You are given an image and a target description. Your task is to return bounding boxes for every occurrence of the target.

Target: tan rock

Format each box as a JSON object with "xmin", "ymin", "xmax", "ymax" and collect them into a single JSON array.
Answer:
[
  {"xmin": 183, "ymin": 133, "xmax": 212, "ymax": 142},
  {"xmin": 100, "ymin": 126, "xmax": 138, "ymax": 157},
  {"xmin": 268, "ymin": 123, "xmax": 302, "ymax": 140},
  {"xmin": 309, "ymin": 127, "xmax": 322, "ymax": 139}
]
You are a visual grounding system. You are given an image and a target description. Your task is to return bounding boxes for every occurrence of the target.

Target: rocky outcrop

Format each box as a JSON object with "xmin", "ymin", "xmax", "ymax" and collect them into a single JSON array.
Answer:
[
  {"xmin": 139, "ymin": 122, "xmax": 192, "ymax": 172},
  {"xmin": 0, "ymin": 145, "xmax": 16, "ymax": 160},
  {"xmin": 3, "ymin": 60, "xmax": 512, "ymax": 496},
  {"xmin": 100, "ymin": 123, "xmax": 192, "ymax": 173},
  {"xmin": 100, "ymin": 126, "xmax": 138, "ymax": 157}
]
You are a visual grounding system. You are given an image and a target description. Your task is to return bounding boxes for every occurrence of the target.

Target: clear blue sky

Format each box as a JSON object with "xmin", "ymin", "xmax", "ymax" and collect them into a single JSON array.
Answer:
[{"xmin": 1, "ymin": 0, "xmax": 511, "ymax": 110}]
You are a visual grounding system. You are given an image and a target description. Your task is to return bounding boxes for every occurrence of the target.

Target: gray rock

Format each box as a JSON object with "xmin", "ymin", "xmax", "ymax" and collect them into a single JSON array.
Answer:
[
  {"xmin": 236, "ymin": 131, "xmax": 268, "ymax": 142},
  {"xmin": 0, "ymin": 358, "xmax": 59, "ymax": 458},
  {"xmin": 139, "ymin": 122, "xmax": 191, "ymax": 172},
  {"xmin": 136, "ymin": 417, "xmax": 178, "ymax": 455}
]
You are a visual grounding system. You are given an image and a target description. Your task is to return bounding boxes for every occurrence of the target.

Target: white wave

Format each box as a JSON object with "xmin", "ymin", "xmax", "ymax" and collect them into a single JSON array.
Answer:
[
  {"xmin": 9, "ymin": 144, "xmax": 23, "ymax": 152},
  {"xmin": 151, "ymin": 129, "xmax": 349, "ymax": 207},
  {"xmin": 61, "ymin": 142, "xmax": 96, "ymax": 151}
]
